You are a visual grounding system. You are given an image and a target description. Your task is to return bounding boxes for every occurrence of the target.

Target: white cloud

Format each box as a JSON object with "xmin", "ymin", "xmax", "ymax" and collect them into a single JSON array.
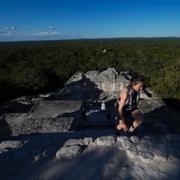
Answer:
[
  {"xmin": 0, "ymin": 27, "xmax": 64, "ymax": 41},
  {"xmin": 2, "ymin": 26, "xmax": 16, "ymax": 31},
  {"xmin": 32, "ymin": 31, "xmax": 61, "ymax": 37},
  {"xmin": 48, "ymin": 26, "xmax": 55, "ymax": 29},
  {"xmin": 4, "ymin": 26, "xmax": 9, "ymax": 30},
  {"xmin": 11, "ymin": 26, "xmax": 16, "ymax": 30},
  {"xmin": 0, "ymin": 30, "xmax": 12, "ymax": 37},
  {"xmin": 32, "ymin": 31, "xmax": 50, "ymax": 36},
  {"xmin": 0, "ymin": 26, "xmax": 16, "ymax": 37},
  {"xmin": 0, "ymin": 26, "xmax": 16, "ymax": 38},
  {"xmin": 49, "ymin": 31, "xmax": 61, "ymax": 36}
]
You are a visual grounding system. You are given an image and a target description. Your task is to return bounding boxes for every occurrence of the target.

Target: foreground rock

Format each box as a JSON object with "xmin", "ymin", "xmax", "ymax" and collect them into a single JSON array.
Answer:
[
  {"xmin": 53, "ymin": 68, "xmax": 130, "ymax": 101},
  {"xmin": 0, "ymin": 129, "xmax": 179, "ymax": 180}
]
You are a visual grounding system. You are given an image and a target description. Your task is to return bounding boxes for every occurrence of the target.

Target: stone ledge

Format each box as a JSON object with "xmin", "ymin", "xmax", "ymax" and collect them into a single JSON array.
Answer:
[
  {"xmin": 56, "ymin": 145, "xmax": 82, "ymax": 159},
  {"xmin": 94, "ymin": 135, "xmax": 116, "ymax": 146}
]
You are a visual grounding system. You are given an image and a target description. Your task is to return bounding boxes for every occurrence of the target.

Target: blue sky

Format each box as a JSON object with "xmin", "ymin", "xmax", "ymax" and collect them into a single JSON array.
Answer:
[{"xmin": 0, "ymin": 0, "xmax": 180, "ymax": 41}]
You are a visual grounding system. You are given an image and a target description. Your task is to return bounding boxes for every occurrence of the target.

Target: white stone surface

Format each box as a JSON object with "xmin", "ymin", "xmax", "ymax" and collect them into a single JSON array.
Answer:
[
  {"xmin": 83, "ymin": 137, "xmax": 94, "ymax": 145},
  {"xmin": 0, "ymin": 140, "xmax": 23, "ymax": 153},
  {"xmin": 94, "ymin": 135, "xmax": 116, "ymax": 146},
  {"xmin": 56, "ymin": 145, "xmax": 82, "ymax": 159}
]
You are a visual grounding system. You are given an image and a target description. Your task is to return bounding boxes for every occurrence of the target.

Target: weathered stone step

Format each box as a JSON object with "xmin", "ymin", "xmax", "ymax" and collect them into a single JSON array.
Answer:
[
  {"xmin": 0, "ymin": 100, "xmax": 83, "ymax": 136},
  {"xmin": 1, "ymin": 115, "xmax": 80, "ymax": 136}
]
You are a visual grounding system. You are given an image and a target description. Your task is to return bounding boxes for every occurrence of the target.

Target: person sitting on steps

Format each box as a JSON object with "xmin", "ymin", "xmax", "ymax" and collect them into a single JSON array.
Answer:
[{"xmin": 116, "ymin": 77, "xmax": 145, "ymax": 136}]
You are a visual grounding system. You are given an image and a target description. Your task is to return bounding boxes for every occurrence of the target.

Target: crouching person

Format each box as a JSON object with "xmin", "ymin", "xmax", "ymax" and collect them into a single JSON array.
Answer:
[{"xmin": 115, "ymin": 77, "xmax": 144, "ymax": 136}]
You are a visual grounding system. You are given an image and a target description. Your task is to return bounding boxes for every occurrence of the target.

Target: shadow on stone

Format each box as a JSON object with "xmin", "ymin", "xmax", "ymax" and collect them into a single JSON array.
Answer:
[
  {"xmin": 36, "ymin": 146, "xmax": 129, "ymax": 180},
  {"xmin": 0, "ymin": 116, "xmax": 12, "ymax": 141},
  {"xmin": 162, "ymin": 98, "xmax": 180, "ymax": 111},
  {"xmin": 0, "ymin": 130, "xmax": 131, "ymax": 180},
  {"xmin": 0, "ymin": 101, "xmax": 34, "ymax": 114},
  {"xmin": 135, "ymin": 105, "xmax": 180, "ymax": 138}
]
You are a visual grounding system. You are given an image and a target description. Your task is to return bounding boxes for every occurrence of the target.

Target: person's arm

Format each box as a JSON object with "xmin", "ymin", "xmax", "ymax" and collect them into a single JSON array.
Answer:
[{"xmin": 118, "ymin": 88, "xmax": 128, "ymax": 122}]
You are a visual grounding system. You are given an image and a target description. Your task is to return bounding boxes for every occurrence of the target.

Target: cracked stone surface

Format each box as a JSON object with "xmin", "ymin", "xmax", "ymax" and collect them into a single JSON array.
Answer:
[
  {"xmin": 0, "ymin": 68, "xmax": 179, "ymax": 180},
  {"xmin": 0, "ymin": 129, "xmax": 179, "ymax": 180}
]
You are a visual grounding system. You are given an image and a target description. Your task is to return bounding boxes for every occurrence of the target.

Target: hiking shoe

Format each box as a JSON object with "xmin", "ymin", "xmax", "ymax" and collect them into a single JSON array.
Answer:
[
  {"xmin": 114, "ymin": 129, "xmax": 128, "ymax": 136},
  {"xmin": 127, "ymin": 131, "xmax": 135, "ymax": 138},
  {"xmin": 114, "ymin": 128, "xmax": 122, "ymax": 136}
]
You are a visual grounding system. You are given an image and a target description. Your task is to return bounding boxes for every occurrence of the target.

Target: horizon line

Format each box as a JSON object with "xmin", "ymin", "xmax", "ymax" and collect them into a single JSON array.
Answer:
[{"xmin": 1, "ymin": 36, "xmax": 180, "ymax": 43}]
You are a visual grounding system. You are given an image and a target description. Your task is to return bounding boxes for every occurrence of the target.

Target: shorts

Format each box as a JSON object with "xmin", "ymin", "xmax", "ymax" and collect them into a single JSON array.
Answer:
[
  {"xmin": 115, "ymin": 107, "xmax": 138, "ymax": 123},
  {"xmin": 123, "ymin": 108, "xmax": 138, "ymax": 117}
]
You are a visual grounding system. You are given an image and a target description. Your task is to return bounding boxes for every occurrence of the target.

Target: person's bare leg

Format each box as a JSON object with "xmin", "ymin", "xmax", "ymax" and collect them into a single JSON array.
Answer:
[{"xmin": 131, "ymin": 109, "xmax": 143, "ymax": 129}]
